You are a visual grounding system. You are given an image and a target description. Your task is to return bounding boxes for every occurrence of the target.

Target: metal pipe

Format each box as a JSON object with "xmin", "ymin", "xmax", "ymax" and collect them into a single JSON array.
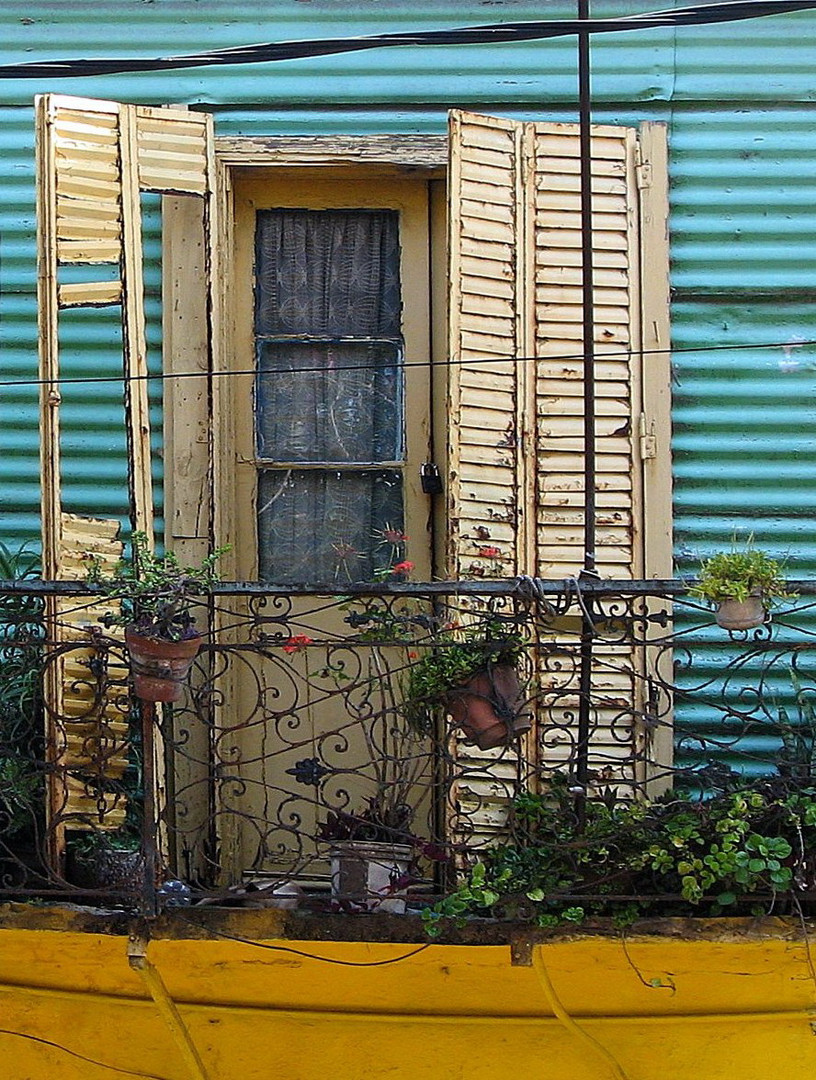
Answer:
[
  {"xmin": 127, "ymin": 937, "xmax": 210, "ymax": 1080},
  {"xmin": 575, "ymin": 0, "xmax": 597, "ymax": 796},
  {"xmin": 578, "ymin": 0, "xmax": 597, "ymax": 576}
]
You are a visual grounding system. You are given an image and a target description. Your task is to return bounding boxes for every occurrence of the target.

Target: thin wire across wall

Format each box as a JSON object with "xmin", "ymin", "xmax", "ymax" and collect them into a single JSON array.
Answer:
[{"xmin": 1, "ymin": 338, "xmax": 813, "ymax": 390}]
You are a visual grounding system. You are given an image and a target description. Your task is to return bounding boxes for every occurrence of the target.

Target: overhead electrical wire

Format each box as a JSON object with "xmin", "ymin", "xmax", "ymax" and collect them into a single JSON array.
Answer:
[
  {"xmin": 0, "ymin": 1, "xmax": 812, "ymax": 79},
  {"xmin": 0, "ymin": 337, "xmax": 813, "ymax": 391}
]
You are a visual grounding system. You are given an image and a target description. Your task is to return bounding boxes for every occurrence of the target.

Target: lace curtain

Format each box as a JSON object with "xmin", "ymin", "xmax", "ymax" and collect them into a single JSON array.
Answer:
[{"xmin": 254, "ymin": 209, "xmax": 405, "ymax": 584}]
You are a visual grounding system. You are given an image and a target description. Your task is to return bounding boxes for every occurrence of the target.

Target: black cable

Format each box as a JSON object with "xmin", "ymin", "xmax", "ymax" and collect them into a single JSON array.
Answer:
[
  {"xmin": 1, "ymin": 336, "xmax": 813, "ymax": 391},
  {"xmin": 0, "ymin": 1, "xmax": 812, "ymax": 79},
  {"xmin": 175, "ymin": 916, "xmax": 432, "ymax": 966},
  {"xmin": 0, "ymin": 1029, "xmax": 173, "ymax": 1080}
]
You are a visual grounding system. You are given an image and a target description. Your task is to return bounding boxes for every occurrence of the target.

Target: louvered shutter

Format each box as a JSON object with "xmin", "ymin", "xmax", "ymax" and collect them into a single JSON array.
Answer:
[
  {"xmin": 447, "ymin": 111, "xmax": 670, "ymax": 832},
  {"xmin": 35, "ymin": 94, "xmax": 218, "ymax": 866},
  {"xmin": 447, "ymin": 112, "xmax": 533, "ymax": 578},
  {"xmin": 49, "ymin": 514, "xmax": 128, "ymax": 855}
]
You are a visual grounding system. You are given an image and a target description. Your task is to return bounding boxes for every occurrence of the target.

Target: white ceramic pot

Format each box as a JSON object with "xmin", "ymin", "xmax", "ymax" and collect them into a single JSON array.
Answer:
[{"xmin": 329, "ymin": 841, "xmax": 413, "ymax": 913}]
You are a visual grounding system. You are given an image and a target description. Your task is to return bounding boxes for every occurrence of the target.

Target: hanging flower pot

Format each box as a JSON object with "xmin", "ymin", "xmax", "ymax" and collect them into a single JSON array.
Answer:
[
  {"xmin": 690, "ymin": 544, "xmax": 791, "ymax": 632},
  {"xmin": 714, "ymin": 595, "xmax": 766, "ymax": 631},
  {"xmin": 403, "ymin": 622, "xmax": 530, "ymax": 749},
  {"xmin": 445, "ymin": 663, "xmax": 532, "ymax": 750},
  {"xmin": 125, "ymin": 628, "xmax": 201, "ymax": 702}
]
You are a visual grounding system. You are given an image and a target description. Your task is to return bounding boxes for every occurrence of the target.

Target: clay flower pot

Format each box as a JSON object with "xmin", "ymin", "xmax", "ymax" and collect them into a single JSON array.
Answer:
[
  {"xmin": 329, "ymin": 841, "xmax": 414, "ymax": 913},
  {"xmin": 125, "ymin": 628, "xmax": 202, "ymax": 702},
  {"xmin": 445, "ymin": 664, "xmax": 531, "ymax": 750},
  {"xmin": 714, "ymin": 595, "xmax": 766, "ymax": 631}
]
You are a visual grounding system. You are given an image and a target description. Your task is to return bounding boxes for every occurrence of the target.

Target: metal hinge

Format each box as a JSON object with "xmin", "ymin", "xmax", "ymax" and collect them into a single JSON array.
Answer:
[
  {"xmin": 639, "ymin": 414, "xmax": 657, "ymax": 460},
  {"xmin": 636, "ymin": 161, "xmax": 652, "ymax": 190}
]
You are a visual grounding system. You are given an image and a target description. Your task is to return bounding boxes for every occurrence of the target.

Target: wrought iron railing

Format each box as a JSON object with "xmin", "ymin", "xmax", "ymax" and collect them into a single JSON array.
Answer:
[{"xmin": 2, "ymin": 577, "xmax": 816, "ymax": 916}]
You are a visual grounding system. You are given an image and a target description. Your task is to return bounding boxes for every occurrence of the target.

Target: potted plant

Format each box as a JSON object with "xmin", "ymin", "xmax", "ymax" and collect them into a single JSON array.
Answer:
[
  {"xmin": 318, "ymin": 797, "xmax": 416, "ymax": 914},
  {"xmin": 66, "ymin": 828, "xmax": 144, "ymax": 892},
  {"xmin": 87, "ymin": 532, "xmax": 226, "ymax": 702},
  {"xmin": 690, "ymin": 544, "xmax": 791, "ymax": 630},
  {"xmin": 403, "ymin": 619, "xmax": 531, "ymax": 750}
]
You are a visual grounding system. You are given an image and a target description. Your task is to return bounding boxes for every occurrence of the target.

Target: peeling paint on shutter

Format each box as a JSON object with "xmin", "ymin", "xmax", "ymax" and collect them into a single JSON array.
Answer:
[
  {"xmin": 448, "ymin": 111, "xmax": 670, "ymax": 827},
  {"xmin": 531, "ymin": 122, "xmax": 648, "ymax": 793},
  {"xmin": 46, "ymin": 514, "xmax": 127, "ymax": 856},
  {"xmin": 533, "ymin": 123, "xmax": 643, "ymax": 581},
  {"xmin": 447, "ymin": 111, "xmax": 531, "ymax": 579},
  {"xmin": 35, "ymin": 95, "xmax": 217, "ymax": 866}
]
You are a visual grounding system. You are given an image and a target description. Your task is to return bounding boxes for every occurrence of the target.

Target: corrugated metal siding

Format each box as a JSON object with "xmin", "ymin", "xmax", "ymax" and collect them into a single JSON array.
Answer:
[{"xmin": 1, "ymin": 0, "xmax": 815, "ymax": 584}]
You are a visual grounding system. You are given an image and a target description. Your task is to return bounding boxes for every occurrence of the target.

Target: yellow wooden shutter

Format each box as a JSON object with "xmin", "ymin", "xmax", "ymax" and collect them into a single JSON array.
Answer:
[
  {"xmin": 448, "ymin": 110, "xmax": 671, "ymax": 812},
  {"xmin": 447, "ymin": 111, "xmax": 533, "ymax": 578},
  {"xmin": 532, "ymin": 122, "xmax": 642, "ymax": 579},
  {"xmin": 35, "ymin": 94, "xmax": 218, "ymax": 863}
]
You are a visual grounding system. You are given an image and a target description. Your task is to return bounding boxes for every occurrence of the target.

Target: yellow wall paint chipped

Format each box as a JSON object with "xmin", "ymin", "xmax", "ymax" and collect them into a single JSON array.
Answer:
[{"xmin": 0, "ymin": 925, "xmax": 815, "ymax": 1080}]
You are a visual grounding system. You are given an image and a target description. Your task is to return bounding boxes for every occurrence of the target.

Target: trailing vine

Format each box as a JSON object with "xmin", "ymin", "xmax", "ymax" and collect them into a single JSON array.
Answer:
[{"xmin": 422, "ymin": 774, "xmax": 816, "ymax": 935}]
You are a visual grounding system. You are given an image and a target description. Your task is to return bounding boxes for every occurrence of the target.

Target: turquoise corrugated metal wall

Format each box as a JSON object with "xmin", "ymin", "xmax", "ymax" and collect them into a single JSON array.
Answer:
[{"xmin": 1, "ymin": 0, "xmax": 814, "ymax": 582}]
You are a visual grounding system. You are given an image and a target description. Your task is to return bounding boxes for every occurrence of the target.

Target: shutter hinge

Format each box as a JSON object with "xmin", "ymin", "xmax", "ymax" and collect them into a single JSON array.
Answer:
[
  {"xmin": 639, "ymin": 414, "xmax": 657, "ymax": 460},
  {"xmin": 636, "ymin": 161, "xmax": 652, "ymax": 190}
]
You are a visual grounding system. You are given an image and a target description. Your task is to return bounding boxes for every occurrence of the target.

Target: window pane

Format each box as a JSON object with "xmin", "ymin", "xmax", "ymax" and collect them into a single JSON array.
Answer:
[
  {"xmin": 256, "ymin": 340, "xmax": 403, "ymax": 463},
  {"xmin": 257, "ymin": 469, "xmax": 404, "ymax": 585},
  {"xmin": 255, "ymin": 209, "xmax": 401, "ymax": 338}
]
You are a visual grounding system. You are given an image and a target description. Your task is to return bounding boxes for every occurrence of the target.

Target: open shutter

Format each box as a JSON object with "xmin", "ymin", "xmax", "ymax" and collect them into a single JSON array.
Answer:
[
  {"xmin": 447, "ymin": 111, "xmax": 534, "ymax": 579},
  {"xmin": 447, "ymin": 111, "xmax": 670, "ymax": 836},
  {"xmin": 35, "ymin": 94, "xmax": 218, "ymax": 867},
  {"xmin": 533, "ymin": 123, "xmax": 643, "ymax": 579}
]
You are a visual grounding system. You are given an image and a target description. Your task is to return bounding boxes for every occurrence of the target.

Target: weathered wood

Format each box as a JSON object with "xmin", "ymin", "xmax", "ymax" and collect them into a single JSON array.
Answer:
[
  {"xmin": 215, "ymin": 133, "xmax": 447, "ymax": 171},
  {"xmin": 120, "ymin": 106, "xmax": 154, "ymax": 544}
]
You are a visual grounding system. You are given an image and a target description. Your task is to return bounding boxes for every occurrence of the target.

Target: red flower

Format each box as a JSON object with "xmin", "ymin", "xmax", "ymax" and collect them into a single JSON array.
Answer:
[
  {"xmin": 283, "ymin": 634, "xmax": 313, "ymax": 654},
  {"xmin": 478, "ymin": 546, "xmax": 502, "ymax": 560},
  {"xmin": 391, "ymin": 560, "xmax": 415, "ymax": 575}
]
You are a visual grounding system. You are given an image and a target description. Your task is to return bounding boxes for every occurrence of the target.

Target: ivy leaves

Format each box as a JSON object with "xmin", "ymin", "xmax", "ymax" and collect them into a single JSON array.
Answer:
[{"xmin": 422, "ymin": 779, "xmax": 816, "ymax": 933}]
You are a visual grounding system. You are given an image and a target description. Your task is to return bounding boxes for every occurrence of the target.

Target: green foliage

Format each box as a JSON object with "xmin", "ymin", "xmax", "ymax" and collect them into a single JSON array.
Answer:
[
  {"xmin": 422, "ymin": 774, "xmax": 816, "ymax": 933},
  {"xmin": 0, "ymin": 542, "xmax": 44, "ymax": 840},
  {"xmin": 87, "ymin": 531, "xmax": 228, "ymax": 641},
  {"xmin": 776, "ymin": 672, "xmax": 816, "ymax": 781},
  {"xmin": 402, "ymin": 619, "xmax": 525, "ymax": 734},
  {"xmin": 690, "ymin": 544, "xmax": 791, "ymax": 606}
]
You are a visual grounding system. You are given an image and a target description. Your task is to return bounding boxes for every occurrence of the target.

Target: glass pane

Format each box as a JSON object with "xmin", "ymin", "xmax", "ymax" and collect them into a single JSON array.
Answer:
[
  {"xmin": 257, "ymin": 469, "xmax": 404, "ymax": 585},
  {"xmin": 255, "ymin": 209, "xmax": 401, "ymax": 338},
  {"xmin": 256, "ymin": 340, "xmax": 403, "ymax": 463}
]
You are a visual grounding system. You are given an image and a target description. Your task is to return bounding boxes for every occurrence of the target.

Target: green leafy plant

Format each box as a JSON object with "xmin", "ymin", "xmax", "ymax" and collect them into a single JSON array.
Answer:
[
  {"xmin": 87, "ymin": 532, "xmax": 228, "ymax": 642},
  {"xmin": 402, "ymin": 618, "xmax": 525, "ymax": 734},
  {"xmin": 421, "ymin": 773, "xmax": 816, "ymax": 935},
  {"xmin": 690, "ymin": 543, "xmax": 791, "ymax": 606},
  {"xmin": 0, "ymin": 542, "xmax": 44, "ymax": 841},
  {"xmin": 775, "ymin": 672, "xmax": 816, "ymax": 781}
]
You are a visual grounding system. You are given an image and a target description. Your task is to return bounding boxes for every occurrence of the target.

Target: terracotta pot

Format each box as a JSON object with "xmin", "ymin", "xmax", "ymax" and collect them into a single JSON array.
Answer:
[
  {"xmin": 715, "ymin": 596, "xmax": 766, "ymax": 631},
  {"xmin": 329, "ymin": 841, "xmax": 413, "ymax": 913},
  {"xmin": 125, "ymin": 628, "xmax": 202, "ymax": 702},
  {"xmin": 445, "ymin": 664, "xmax": 531, "ymax": 750}
]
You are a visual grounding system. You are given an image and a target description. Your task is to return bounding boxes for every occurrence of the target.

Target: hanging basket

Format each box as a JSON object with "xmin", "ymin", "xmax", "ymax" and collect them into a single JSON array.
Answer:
[
  {"xmin": 714, "ymin": 595, "xmax": 766, "ymax": 631},
  {"xmin": 125, "ymin": 628, "xmax": 202, "ymax": 702},
  {"xmin": 445, "ymin": 664, "xmax": 531, "ymax": 750}
]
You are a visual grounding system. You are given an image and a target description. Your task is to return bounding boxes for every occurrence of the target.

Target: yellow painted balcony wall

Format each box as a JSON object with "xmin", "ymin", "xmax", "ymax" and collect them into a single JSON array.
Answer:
[{"xmin": 0, "ymin": 913, "xmax": 815, "ymax": 1080}]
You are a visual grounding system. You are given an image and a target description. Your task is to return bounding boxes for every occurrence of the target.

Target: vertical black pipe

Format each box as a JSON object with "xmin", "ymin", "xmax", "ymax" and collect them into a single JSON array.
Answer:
[
  {"xmin": 576, "ymin": 0, "xmax": 595, "ymax": 799},
  {"xmin": 578, "ymin": 0, "xmax": 596, "ymax": 575}
]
